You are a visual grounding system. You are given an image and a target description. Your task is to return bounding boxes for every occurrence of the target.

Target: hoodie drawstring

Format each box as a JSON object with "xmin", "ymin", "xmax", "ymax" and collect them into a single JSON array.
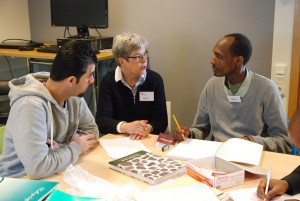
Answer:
[{"xmin": 47, "ymin": 101, "xmax": 54, "ymax": 149}]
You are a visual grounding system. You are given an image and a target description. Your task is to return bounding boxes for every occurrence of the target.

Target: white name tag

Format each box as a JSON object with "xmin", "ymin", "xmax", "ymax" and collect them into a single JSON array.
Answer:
[
  {"xmin": 227, "ymin": 95, "xmax": 241, "ymax": 102},
  {"xmin": 140, "ymin": 91, "xmax": 154, "ymax": 101}
]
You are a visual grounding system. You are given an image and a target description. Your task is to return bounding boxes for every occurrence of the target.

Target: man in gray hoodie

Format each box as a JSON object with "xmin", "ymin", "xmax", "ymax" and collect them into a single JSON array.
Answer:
[{"xmin": 0, "ymin": 40, "xmax": 99, "ymax": 179}]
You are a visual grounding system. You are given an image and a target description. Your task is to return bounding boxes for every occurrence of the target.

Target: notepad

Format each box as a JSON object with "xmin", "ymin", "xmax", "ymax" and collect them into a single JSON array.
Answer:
[{"xmin": 166, "ymin": 138, "xmax": 263, "ymax": 166}]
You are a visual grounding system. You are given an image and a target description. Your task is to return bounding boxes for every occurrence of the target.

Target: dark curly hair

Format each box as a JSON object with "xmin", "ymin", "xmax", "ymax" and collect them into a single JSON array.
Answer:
[{"xmin": 50, "ymin": 40, "xmax": 97, "ymax": 82}]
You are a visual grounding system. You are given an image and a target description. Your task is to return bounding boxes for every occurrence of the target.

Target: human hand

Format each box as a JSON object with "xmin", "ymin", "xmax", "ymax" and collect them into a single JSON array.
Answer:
[
  {"xmin": 121, "ymin": 120, "xmax": 150, "ymax": 140},
  {"xmin": 71, "ymin": 133, "xmax": 98, "ymax": 154},
  {"xmin": 257, "ymin": 178, "xmax": 289, "ymax": 200},
  {"xmin": 173, "ymin": 126, "xmax": 190, "ymax": 141},
  {"xmin": 47, "ymin": 139, "xmax": 60, "ymax": 151},
  {"xmin": 129, "ymin": 123, "xmax": 152, "ymax": 140},
  {"xmin": 242, "ymin": 135, "xmax": 253, "ymax": 141}
]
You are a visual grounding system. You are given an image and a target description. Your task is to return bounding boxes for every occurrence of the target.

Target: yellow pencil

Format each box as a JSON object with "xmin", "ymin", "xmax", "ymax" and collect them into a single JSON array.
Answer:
[{"xmin": 172, "ymin": 114, "xmax": 187, "ymax": 140}]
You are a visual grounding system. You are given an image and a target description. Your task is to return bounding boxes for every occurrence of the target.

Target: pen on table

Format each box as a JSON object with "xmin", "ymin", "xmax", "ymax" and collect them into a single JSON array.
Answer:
[
  {"xmin": 172, "ymin": 114, "xmax": 187, "ymax": 140},
  {"xmin": 264, "ymin": 167, "xmax": 272, "ymax": 201}
]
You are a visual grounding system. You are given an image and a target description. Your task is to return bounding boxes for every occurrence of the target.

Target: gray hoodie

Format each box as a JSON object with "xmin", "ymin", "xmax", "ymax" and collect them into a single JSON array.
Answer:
[{"xmin": 0, "ymin": 72, "xmax": 99, "ymax": 179}]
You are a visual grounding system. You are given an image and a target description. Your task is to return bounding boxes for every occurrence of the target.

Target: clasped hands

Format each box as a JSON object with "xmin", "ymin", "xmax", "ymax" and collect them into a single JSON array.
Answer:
[
  {"xmin": 121, "ymin": 120, "xmax": 151, "ymax": 140},
  {"xmin": 47, "ymin": 132, "xmax": 98, "ymax": 154}
]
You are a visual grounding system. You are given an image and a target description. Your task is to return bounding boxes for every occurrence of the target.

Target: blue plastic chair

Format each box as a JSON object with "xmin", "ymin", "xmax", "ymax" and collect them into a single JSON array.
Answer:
[{"xmin": 291, "ymin": 144, "xmax": 300, "ymax": 155}]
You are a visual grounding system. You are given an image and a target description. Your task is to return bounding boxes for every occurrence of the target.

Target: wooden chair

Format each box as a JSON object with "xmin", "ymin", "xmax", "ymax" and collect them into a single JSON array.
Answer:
[
  {"xmin": 166, "ymin": 101, "xmax": 171, "ymax": 134},
  {"xmin": 0, "ymin": 126, "xmax": 5, "ymax": 155}
]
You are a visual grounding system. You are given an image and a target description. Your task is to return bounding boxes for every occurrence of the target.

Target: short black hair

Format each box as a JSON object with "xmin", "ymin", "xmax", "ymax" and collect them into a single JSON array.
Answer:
[
  {"xmin": 224, "ymin": 33, "xmax": 252, "ymax": 65},
  {"xmin": 50, "ymin": 40, "xmax": 97, "ymax": 81}
]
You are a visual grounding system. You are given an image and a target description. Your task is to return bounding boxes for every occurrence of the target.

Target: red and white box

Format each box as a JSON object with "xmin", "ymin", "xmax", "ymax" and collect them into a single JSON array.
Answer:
[{"xmin": 187, "ymin": 156, "xmax": 244, "ymax": 190}]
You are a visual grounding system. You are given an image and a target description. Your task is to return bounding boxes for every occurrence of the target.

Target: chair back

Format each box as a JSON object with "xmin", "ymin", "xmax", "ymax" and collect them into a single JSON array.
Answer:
[
  {"xmin": 0, "ymin": 80, "xmax": 10, "ymax": 124},
  {"xmin": 166, "ymin": 101, "xmax": 171, "ymax": 134},
  {"xmin": 0, "ymin": 80, "xmax": 9, "ymax": 95}
]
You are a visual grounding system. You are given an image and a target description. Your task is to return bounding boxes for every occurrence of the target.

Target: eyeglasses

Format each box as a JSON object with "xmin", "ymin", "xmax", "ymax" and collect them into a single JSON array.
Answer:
[{"xmin": 127, "ymin": 52, "xmax": 148, "ymax": 62}]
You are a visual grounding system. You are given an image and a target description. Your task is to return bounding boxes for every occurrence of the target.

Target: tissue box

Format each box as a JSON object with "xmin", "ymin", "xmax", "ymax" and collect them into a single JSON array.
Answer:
[{"xmin": 187, "ymin": 156, "xmax": 244, "ymax": 189}]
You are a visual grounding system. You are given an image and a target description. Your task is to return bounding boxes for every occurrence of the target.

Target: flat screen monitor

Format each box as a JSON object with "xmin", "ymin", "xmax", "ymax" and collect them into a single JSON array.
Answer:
[{"xmin": 50, "ymin": 0, "xmax": 108, "ymax": 38}]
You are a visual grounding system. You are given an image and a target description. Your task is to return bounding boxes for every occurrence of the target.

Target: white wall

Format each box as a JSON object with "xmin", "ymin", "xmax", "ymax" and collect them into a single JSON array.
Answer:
[
  {"xmin": 28, "ymin": 0, "xmax": 276, "ymax": 128},
  {"xmin": 271, "ymin": 0, "xmax": 295, "ymax": 114},
  {"xmin": 0, "ymin": 0, "xmax": 31, "ymax": 41},
  {"xmin": 0, "ymin": 0, "xmax": 31, "ymax": 79},
  {"xmin": 0, "ymin": 0, "xmax": 295, "ymax": 128}
]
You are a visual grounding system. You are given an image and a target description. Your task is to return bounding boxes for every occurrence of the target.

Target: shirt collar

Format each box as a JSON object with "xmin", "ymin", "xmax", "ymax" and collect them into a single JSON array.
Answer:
[
  {"xmin": 223, "ymin": 67, "xmax": 252, "ymax": 97},
  {"xmin": 114, "ymin": 66, "xmax": 147, "ymax": 87}
]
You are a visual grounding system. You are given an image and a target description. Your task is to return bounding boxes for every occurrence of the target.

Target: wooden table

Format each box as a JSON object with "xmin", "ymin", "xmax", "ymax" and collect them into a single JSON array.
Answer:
[
  {"xmin": 0, "ymin": 47, "xmax": 113, "ymax": 60},
  {"xmin": 37, "ymin": 134, "xmax": 300, "ymax": 193},
  {"xmin": 0, "ymin": 47, "xmax": 114, "ymax": 73},
  {"xmin": 0, "ymin": 47, "xmax": 114, "ymax": 115}
]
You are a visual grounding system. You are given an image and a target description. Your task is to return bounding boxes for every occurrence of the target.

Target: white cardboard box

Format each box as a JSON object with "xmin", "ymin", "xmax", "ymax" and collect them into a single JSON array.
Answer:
[{"xmin": 187, "ymin": 156, "xmax": 244, "ymax": 190}]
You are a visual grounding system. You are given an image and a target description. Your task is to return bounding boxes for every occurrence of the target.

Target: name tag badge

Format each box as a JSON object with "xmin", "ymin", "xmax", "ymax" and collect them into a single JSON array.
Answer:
[
  {"xmin": 140, "ymin": 91, "xmax": 154, "ymax": 101},
  {"xmin": 227, "ymin": 95, "xmax": 241, "ymax": 102}
]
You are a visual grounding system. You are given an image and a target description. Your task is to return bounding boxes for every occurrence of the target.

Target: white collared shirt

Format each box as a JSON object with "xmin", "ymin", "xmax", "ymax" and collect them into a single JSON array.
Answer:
[{"xmin": 114, "ymin": 66, "xmax": 147, "ymax": 91}]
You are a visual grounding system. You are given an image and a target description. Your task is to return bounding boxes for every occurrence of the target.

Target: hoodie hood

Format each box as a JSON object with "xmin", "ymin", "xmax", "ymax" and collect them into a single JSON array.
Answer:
[
  {"xmin": 8, "ymin": 72, "xmax": 56, "ymax": 107},
  {"xmin": 9, "ymin": 72, "xmax": 56, "ymax": 148}
]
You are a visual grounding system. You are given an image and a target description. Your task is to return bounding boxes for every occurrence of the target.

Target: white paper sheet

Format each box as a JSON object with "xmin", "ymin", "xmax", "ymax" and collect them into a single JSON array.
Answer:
[
  {"xmin": 166, "ymin": 138, "xmax": 263, "ymax": 166},
  {"xmin": 98, "ymin": 137, "xmax": 150, "ymax": 159},
  {"xmin": 166, "ymin": 139, "xmax": 222, "ymax": 160},
  {"xmin": 227, "ymin": 187, "xmax": 300, "ymax": 201},
  {"xmin": 216, "ymin": 138, "xmax": 263, "ymax": 166},
  {"xmin": 137, "ymin": 185, "xmax": 220, "ymax": 201}
]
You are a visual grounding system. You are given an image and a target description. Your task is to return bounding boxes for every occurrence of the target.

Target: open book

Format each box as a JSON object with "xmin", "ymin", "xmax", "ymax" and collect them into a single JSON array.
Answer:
[
  {"xmin": 166, "ymin": 138, "xmax": 263, "ymax": 166},
  {"xmin": 109, "ymin": 150, "xmax": 186, "ymax": 185}
]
